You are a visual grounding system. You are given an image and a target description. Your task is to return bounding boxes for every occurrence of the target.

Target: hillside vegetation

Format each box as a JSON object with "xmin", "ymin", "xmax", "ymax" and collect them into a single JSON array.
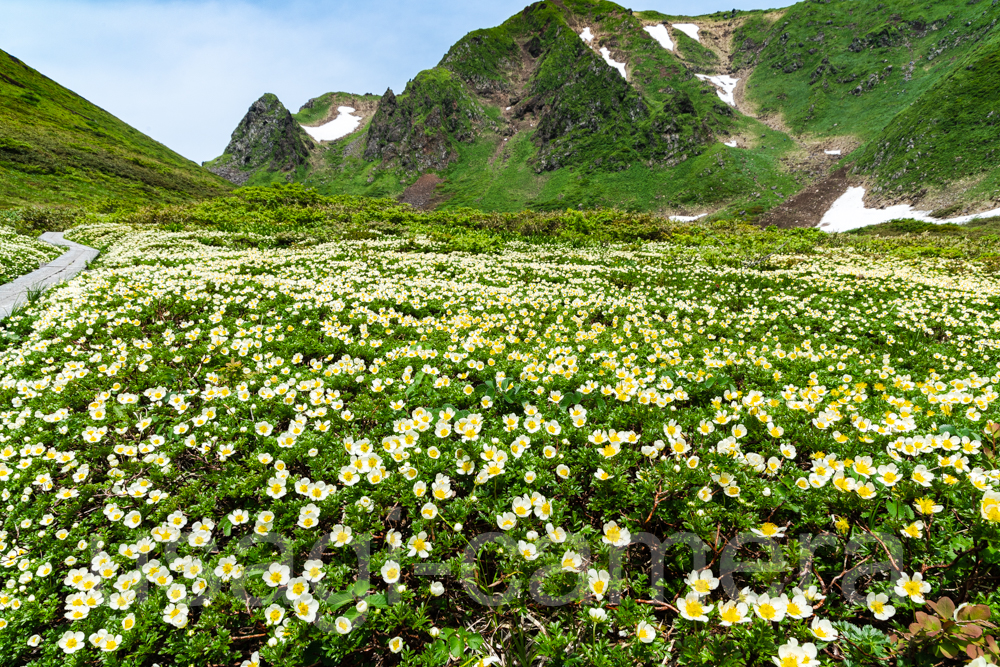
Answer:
[
  {"xmin": 0, "ymin": 49, "xmax": 232, "ymax": 208},
  {"xmin": 732, "ymin": 0, "xmax": 1000, "ymax": 207},
  {"xmin": 207, "ymin": 0, "xmax": 1000, "ymax": 219},
  {"xmin": 0, "ymin": 183, "xmax": 998, "ymax": 666}
]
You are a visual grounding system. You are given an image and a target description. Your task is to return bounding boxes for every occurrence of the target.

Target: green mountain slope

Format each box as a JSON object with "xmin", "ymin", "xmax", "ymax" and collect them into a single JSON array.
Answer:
[
  {"xmin": 0, "ymin": 48, "xmax": 232, "ymax": 208},
  {"xmin": 852, "ymin": 28, "xmax": 1000, "ymax": 205},
  {"xmin": 210, "ymin": 0, "xmax": 1000, "ymax": 216},
  {"xmin": 213, "ymin": 0, "xmax": 765, "ymax": 213},
  {"xmin": 732, "ymin": 0, "xmax": 999, "ymax": 208}
]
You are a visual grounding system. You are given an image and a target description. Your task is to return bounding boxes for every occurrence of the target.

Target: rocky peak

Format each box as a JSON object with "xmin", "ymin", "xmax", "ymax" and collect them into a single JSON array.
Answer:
[{"xmin": 207, "ymin": 93, "xmax": 314, "ymax": 185}]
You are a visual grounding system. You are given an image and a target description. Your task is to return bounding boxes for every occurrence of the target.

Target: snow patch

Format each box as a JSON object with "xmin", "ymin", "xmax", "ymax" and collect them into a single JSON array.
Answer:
[
  {"xmin": 300, "ymin": 107, "xmax": 362, "ymax": 142},
  {"xmin": 695, "ymin": 74, "xmax": 739, "ymax": 107},
  {"xmin": 723, "ymin": 141, "xmax": 738, "ymax": 148},
  {"xmin": 672, "ymin": 23, "xmax": 701, "ymax": 42},
  {"xmin": 580, "ymin": 27, "xmax": 594, "ymax": 42},
  {"xmin": 599, "ymin": 47, "xmax": 627, "ymax": 79},
  {"xmin": 824, "ymin": 149, "xmax": 842, "ymax": 156},
  {"xmin": 820, "ymin": 187, "xmax": 1000, "ymax": 233},
  {"xmin": 643, "ymin": 24, "xmax": 674, "ymax": 51},
  {"xmin": 669, "ymin": 214, "xmax": 707, "ymax": 222}
]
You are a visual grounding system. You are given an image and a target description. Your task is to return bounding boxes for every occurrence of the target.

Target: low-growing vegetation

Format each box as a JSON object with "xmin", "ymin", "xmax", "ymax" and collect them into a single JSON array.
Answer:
[
  {"xmin": 0, "ymin": 185, "xmax": 998, "ymax": 666},
  {"xmin": 0, "ymin": 213, "xmax": 63, "ymax": 285}
]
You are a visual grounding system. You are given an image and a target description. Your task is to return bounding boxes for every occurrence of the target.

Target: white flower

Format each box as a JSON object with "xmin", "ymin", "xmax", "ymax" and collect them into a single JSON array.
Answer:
[
  {"xmin": 285, "ymin": 577, "xmax": 310, "ymax": 600},
  {"xmin": 263, "ymin": 562, "xmax": 290, "ymax": 588},
  {"xmin": 162, "ymin": 602, "xmax": 189, "ymax": 628},
  {"xmin": 753, "ymin": 593, "xmax": 786, "ymax": 622},
  {"xmin": 264, "ymin": 603, "xmax": 285, "ymax": 626},
  {"xmin": 678, "ymin": 591, "xmax": 713, "ymax": 622},
  {"xmin": 685, "ymin": 569, "xmax": 719, "ymax": 596},
  {"xmin": 302, "ymin": 559, "xmax": 325, "ymax": 582},
  {"xmin": 866, "ymin": 592, "xmax": 896, "ymax": 620},
  {"xmin": 601, "ymin": 521, "xmax": 631, "ymax": 548},
  {"xmin": 588, "ymin": 607, "xmax": 607, "ymax": 622},
  {"xmin": 588, "ymin": 569, "xmax": 611, "ymax": 600},
  {"xmin": 430, "ymin": 581, "xmax": 445, "ymax": 596},
  {"xmin": 58, "ymin": 630, "xmax": 85, "ymax": 654},
  {"xmin": 407, "ymin": 532, "xmax": 433, "ymax": 559},
  {"xmin": 335, "ymin": 615, "xmax": 353, "ymax": 634},
  {"xmin": 894, "ymin": 572, "xmax": 931, "ymax": 604},
  {"xmin": 809, "ymin": 617, "xmax": 838, "ymax": 642},
  {"xmin": 636, "ymin": 620, "xmax": 656, "ymax": 643},
  {"xmin": 381, "ymin": 560, "xmax": 401, "ymax": 584},
  {"xmin": 293, "ymin": 593, "xmax": 319, "ymax": 622},
  {"xmin": 771, "ymin": 638, "xmax": 819, "ymax": 667}
]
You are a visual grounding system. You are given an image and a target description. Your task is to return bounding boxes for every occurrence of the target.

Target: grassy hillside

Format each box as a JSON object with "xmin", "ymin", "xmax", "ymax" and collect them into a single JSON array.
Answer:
[
  {"xmin": 732, "ymin": 0, "xmax": 996, "ymax": 141},
  {"xmin": 292, "ymin": 92, "xmax": 380, "ymax": 126},
  {"xmin": 852, "ymin": 28, "xmax": 1000, "ymax": 204},
  {"xmin": 0, "ymin": 49, "xmax": 232, "ymax": 208},
  {"xmin": 216, "ymin": 0, "xmax": 778, "ymax": 215}
]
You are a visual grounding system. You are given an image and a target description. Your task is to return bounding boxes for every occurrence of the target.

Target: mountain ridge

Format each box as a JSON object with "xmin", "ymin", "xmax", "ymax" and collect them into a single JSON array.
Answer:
[
  {"xmin": 0, "ymin": 48, "xmax": 232, "ymax": 207},
  {"xmin": 208, "ymin": 0, "xmax": 1000, "ymax": 218}
]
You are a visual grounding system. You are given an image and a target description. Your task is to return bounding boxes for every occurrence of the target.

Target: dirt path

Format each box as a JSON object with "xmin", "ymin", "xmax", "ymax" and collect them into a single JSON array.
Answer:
[
  {"xmin": 758, "ymin": 168, "xmax": 851, "ymax": 229},
  {"xmin": 399, "ymin": 174, "xmax": 445, "ymax": 210}
]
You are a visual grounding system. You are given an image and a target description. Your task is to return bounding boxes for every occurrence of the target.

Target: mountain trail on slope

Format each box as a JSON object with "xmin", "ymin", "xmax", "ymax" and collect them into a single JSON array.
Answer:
[
  {"xmin": 758, "ymin": 167, "xmax": 850, "ymax": 229},
  {"xmin": 399, "ymin": 173, "xmax": 446, "ymax": 210}
]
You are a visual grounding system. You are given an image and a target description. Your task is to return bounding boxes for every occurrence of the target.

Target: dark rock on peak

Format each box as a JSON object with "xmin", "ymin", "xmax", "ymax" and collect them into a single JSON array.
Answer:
[{"xmin": 207, "ymin": 93, "xmax": 313, "ymax": 186}]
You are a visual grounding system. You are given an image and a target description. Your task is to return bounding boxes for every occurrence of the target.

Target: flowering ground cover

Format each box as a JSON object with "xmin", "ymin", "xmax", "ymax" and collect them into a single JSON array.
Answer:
[
  {"xmin": 0, "ymin": 224, "xmax": 63, "ymax": 286},
  {"xmin": 1, "ymin": 190, "xmax": 999, "ymax": 667}
]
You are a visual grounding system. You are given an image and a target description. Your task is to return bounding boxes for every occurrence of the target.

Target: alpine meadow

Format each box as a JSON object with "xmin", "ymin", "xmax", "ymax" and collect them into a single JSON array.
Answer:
[{"xmin": 1, "ymin": 1, "xmax": 1000, "ymax": 667}]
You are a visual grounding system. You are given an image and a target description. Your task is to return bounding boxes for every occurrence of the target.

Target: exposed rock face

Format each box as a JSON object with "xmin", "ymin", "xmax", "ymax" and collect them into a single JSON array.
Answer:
[
  {"xmin": 363, "ymin": 72, "xmax": 489, "ymax": 172},
  {"xmin": 208, "ymin": 94, "xmax": 313, "ymax": 185}
]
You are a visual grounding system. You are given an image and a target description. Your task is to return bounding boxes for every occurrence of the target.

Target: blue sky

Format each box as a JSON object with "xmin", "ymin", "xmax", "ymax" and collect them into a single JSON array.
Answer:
[{"xmin": 0, "ymin": 0, "xmax": 793, "ymax": 163}]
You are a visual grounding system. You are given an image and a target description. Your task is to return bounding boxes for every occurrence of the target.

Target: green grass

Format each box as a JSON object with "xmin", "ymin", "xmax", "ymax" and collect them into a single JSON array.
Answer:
[
  {"xmin": 734, "ymin": 0, "xmax": 996, "ymax": 142},
  {"xmin": 0, "ymin": 49, "xmax": 232, "ymax": 208},
  {"xmin": 291, "ymin": 92, "xmax": 380, "ymax": 126},
  {"xmin": 851, "ymin": 29, "xmax": 1000, "ymax": 199},
  {"xmin": 673, "ymin": 30, "xmax": 721, "ymax": 73},
  {"xmin": 57, "ymin": 184, "xmax": 1000, "ymax": 271}
]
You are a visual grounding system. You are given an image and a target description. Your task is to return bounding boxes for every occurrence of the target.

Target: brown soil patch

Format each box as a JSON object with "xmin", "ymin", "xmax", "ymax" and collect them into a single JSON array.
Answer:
[
  {"xmin": 399, "ymin": 174, "xmax": 445, "ymax": 210},
  {"xmin": 758, "ymin": 168, "xmax": 851, "ymax": 229}
]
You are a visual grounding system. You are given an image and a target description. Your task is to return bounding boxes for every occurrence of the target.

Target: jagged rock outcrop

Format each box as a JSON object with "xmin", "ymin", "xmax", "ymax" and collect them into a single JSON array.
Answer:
[
  {"xmin": 207, "ymin": 94, "xmax": 314, "ymax": 185},
  {"xmin": 363, "ymin": 71, "xmax": 490, "ymax": 172}
]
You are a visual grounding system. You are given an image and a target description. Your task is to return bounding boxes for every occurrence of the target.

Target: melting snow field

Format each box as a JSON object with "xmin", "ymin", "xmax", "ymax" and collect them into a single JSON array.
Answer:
[
  {"xmin": 672, "ymin": 23, "xmax": 701, "ymax": 42},
  {"xmin": 824, "ymin": 149, "xmax": 842, "ymax": 156},
  {"xmin": 695, "ymin": 74, "xmax": 739, "ymax": 107},
  {"xmin": 599, "ymin": 47, "xmax": 627, "ymax": 78},
  {"xmin": 723, "ymin": 141, "xmax": 738, "ymax": 148},
  {"xmin": 669, "ymin": 214, "xmax": 707, "ymax": 222},
  {"xmin": 643, "ymin": 24, "xmax": 674, "ymax": 51},
  {"xmin": 580, "ymin": 27, "xmax": 594, "ymax": 42},
  {"xmin": 300, "ymin": 107, "xmax": 362, "ymax": 142},
  {"xmin": 820, "ymin": 187, "xmax": 1000, "ymax": 233}
]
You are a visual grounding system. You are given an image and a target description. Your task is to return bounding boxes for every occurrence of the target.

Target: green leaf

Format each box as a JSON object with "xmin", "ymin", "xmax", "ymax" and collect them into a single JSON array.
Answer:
[
  {"xmin": 326, "ymin": 591, "xmax": 354, "ymax": 612},
  {"xmin": 353, "ymin": 580, "xmax": 370, "ymax": 598},
  {"xmin": 365, "ymin": 593, "xmax": 387, "ymax": 609},
  {"xmin": 957, "ymin": 604, "xmax": 992, "ymax": 622},
  {"xmin": 448, "ymin": 636, "xmax": 463, "ymax": 659},
  {"xmin": 705, "ymin": 377, "xmax": 716, "ymax": 389}
]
